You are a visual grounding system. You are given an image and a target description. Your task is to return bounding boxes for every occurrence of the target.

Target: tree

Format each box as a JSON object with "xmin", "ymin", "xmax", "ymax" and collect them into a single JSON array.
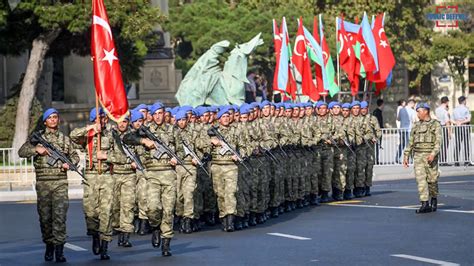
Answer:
[{"xmin": 0, "ymin": 1, "xmax": 164, "ymax": 157}]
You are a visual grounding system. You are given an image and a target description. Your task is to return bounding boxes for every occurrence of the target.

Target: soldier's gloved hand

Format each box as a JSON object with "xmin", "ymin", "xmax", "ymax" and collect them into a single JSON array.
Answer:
[
  {"xmin": 35, "ymin": 145, "xmax": 50, "ymax": 156},
  {"xmin": 62, "ymin": 163, "xmax": 70, "ymax": 170},
  {"xmin": 170, "ymin": 158, "xmax": 178, "ymax": 166}
]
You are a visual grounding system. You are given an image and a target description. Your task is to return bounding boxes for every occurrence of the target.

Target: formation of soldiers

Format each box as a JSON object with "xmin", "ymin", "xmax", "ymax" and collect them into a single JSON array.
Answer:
[{"xmin": 20, "ymin": 99, "xmax": 386, "ymax": 262}]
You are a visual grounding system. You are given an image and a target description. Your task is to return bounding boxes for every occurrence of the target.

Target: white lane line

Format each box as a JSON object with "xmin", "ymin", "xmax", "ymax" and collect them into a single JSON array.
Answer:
[
  {"xmin": 329, "ymin": 203, "xmax": 474, "ymax": 214},
  {"xmin": 391, "ymin": 254, "xmax": 459, "ymax": 266},
  {"xmin": 64, "ymin": 243, "xmax": 87, "ymax": 251},
  {"xmin": 267, "ymin": 233, "xmax": 311, "ymax": 240},
  {"xmin": 438, "ymin": 180, "xmax": 474, "ymax": 185}
]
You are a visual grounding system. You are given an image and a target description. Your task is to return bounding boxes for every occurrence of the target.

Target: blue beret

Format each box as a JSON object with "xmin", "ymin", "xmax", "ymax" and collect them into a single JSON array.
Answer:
[
  {"xmin": 360, "ymin": 101, "xmax": 368, "ymax": 108},
  {"xmin": 240, "ymin": 104, "xmax": 251, "ymax": 115},
  {"xmin": 260, "ymin": 100, "xmax": 271, "ymax": 109},
  {"xmin": 149, "ymin": 102, "xmax": 164, "ymax": 115},
  {"xmin": 351, "ymin": 101, "xmax": 361, "ymax": 108},
  {"xmin": 89, "ymin": 107, "xmax": 105, "ymax": 122},
  {"xmin": 284, "ymin": 103, "xmax": 293, "ymax": 110},
  {"xmin": 316, "ymin": 101, "xmax": 328, "ymax": 108},
  {"xmin": 165, "ymin": 107, "xmax": 171, "ymax": 113},
  {"xmin": 251, "ymin": 102, "xmax": 260, "ymax": 109},
  {"xmin": 208, "ymin": 106, "xmax": 217, "ymax": 113},
  {"xmin": 130, "ymin": 110, "xmax": 144, "ymax": 123},
  {"xmin": 43, "ymin": 108, "xmax": 58, "ymax": 121},
  {"xmin": 175, "ymin": 110, "xmax": 188, "ymax": 120},
  {"xmin": 217, "ymin": 107, "xmax": 230, "ymax": 119},
  {"xmin": 135, "ymin": 104, "xmax": 148, "ymax": 111},
  {"xmin": 171, "ymin": 106, "xmax": 180, "ymax": 116},
  {"xmin": 180, "ymin": 105, "xmax": 193, "ymax": 113},
  {"xmin": 342, "ymin": 103, "xmax": 351, "ymax": 109},
  {"xmin": 328, "ymin": 101, "xmax": 341, "ymax": 109},
  {"xmin": 232, "ymin": 104, "xmax": 239, "ymax": 111},
  {"xmin": 147, "ymin": 105, "xmax": 153, "ymax": 112},
  {"xmin": 416, "ymin": 102, "xmax": 430, "ymax": 110},
  {"xmin": 227, "ymin": 105, "xmax": 236, "ymax": 112},
  {"xmin": 194, "ymin": 106, "xmax": 205, "ymax": 116}
]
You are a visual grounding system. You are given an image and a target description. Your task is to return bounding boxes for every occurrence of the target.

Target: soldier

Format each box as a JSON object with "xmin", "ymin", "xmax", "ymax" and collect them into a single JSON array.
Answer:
[
  {"xmin": 123, "ymin": 102, "xmax": 177, "ymax": 256},
  {"xmin": 110, "ymin": 114, "xmax": 137, "ymax": 247},
  {"xmin": 360, "ymin": 101, "xmax": 382, "ymax": 196},
  {"xmin": 70, "ymin": 107, "xmax": 115, "ymax": 260},
  {"xmin": 329, "ymin": 101, "xmax": 348, "ymax": 201},
  {"xmin": 341, "ymin": 103, "xmax": 356, "ymax": 200},
  {"xmin": 403, "ymin": 103, "xmax": 441, "ymax": 213},
  {"xmin": 349, "ymin": 101, "xmax": 370, "ymax": 198},
  {"xmin": 209, "ymin": 107, "xmax": 240, "ymax": 232},
  {"xmin": 18, "ymin": 108, "xmax": 79, "ymax": 263}
]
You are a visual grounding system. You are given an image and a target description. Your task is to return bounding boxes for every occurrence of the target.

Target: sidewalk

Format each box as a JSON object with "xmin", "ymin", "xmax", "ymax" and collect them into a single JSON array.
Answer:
[{"xmin": 0, "ymin": 166, "xmax": 472, "ymax": 202}]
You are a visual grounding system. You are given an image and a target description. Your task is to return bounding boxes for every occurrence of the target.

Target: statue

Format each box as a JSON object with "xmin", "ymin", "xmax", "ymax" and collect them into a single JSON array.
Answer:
[{"xmin": 176, "ymin": 40, "xmax": 230, "ymax": 107}]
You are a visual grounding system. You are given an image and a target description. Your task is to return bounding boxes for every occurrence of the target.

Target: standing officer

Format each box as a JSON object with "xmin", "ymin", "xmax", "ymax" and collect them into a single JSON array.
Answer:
[
  {"xmin": 403, "ymin": 103, "xmax": 441, "ymax": 213},
  {"xmin": 360, "ymin": 101, "xmax": 381, "ymax": 196},
  {"xmin": 19, "ymin": 108, "xmax": 79, "ymax": 263},
  {"xmin": 70, "ymin": 108, "xmax": 115, "ymax": 260}
]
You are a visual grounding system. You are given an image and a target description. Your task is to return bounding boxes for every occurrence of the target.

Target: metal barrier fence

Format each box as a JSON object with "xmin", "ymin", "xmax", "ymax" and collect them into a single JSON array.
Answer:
[
  {"xmin": 0, "ymin": 148, "xmax": 34, "ymax": 190},
  {"xmin": 375, "ymin": 125, "xmax": 473, "ymax": 166}
]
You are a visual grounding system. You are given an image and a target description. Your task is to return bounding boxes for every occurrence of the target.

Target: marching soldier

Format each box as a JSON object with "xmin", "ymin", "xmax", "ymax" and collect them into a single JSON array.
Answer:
[
  {"xmin": 403, "ymin": 103, "xmax": 441, "ymax": 213},
  {"xmin": 341, "ymin": 103, "xmax": 356, "ymax": 200},
  {"xmin": 329, "ymin": 101, "xmax": 348, "ymax": 201},
  {"xmin": 19, "ymin": 108, "xmax": 79, "ymax": 263},
  {"xmin": 70, "ymin": 107, "xmax": 115, "ymax": 260}
]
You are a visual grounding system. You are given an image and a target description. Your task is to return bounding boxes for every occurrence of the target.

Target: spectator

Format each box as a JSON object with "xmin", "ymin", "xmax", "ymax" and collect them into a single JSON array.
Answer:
[
  {"xmin": 245, "ymin": 72, "xmax": 257, "ymax": 103},
  {"xmin": 396, "ymin": 99, "xmax": 416, "ymax": 163},
  {"xmin": 435, "ymin": 96, "xmax": 451, "ymax": 164},
  {"xmin": 255, "ymin": 75, "xmax": 268, "ymax": 102},
  {"xmin": 373, "ymin": 99, "xmax": 384, "ymax": 164},
  {"xmin": 452, "ymin": 96, "xmax": 472, "ymax": 166},
  {"xmin": 396, "ymin": 99, "xmax": 406, "ymax": 129}
]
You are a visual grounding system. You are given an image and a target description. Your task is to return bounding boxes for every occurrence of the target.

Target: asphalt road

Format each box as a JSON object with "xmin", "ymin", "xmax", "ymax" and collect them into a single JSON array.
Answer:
[{"xmin": 0, "ymin": 174, "xmax": 473, "ymax": 266}]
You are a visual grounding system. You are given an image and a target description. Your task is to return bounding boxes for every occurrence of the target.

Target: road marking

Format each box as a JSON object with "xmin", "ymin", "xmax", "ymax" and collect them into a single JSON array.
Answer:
[
  {"xmin": 328, "ymin": 203, "xmax": 474, "ymax": 214},
  {"xmin": 64, "ymin": 243, "xmax": 87, "ymax": 251},
  {"xmin": 267, "ymin": 233, "xmax": 311, "ymax": 240},
  {"xmin": 438, "ymin": 180, "xmax": 474, "ymax": 185},
  {"xmin": 391, "ymin": 254, "xmax": 459, "ymax": 266},
  {"xmin": 400, "ymin": 203, "xmax": 445, "ymax": 208},
  {"xmin": 328, "ymin": 200, "xmax": 364, "ymax": 205}
]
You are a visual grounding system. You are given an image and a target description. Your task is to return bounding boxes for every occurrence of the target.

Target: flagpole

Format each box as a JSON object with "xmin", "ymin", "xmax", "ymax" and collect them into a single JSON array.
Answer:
[
  {"xmin": 336, "ymin": 17, "xmax": 341, "ymax": 102},
  {"xmin": 95, "ymin": 91, "xmax": 102, "ymax": 174},
  {"xmin": 363, "ymin": 79, "xmax": 368, "ymax": 101}
]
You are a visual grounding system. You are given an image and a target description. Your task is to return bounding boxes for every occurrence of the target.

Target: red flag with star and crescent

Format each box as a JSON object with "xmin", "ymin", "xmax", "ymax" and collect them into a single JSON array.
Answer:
[{"xmin": 91, "ymin": 0, "xmax": 128, "ymax": 122}]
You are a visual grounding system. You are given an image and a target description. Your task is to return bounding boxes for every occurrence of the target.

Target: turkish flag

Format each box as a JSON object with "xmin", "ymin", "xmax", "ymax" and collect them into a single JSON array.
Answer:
[
  {"xmin": 293, "ymin": 18, "xmax": 317, "ymax": 101},
  {"xmin": 91, "ymin": 0, "xmax": 129, "ymax": 122},
  {"xmin": 356, "ymin": 28, "xmax": 376, "ymax": 73},
  {"xmin": 338, "ymin": 16, "xmax": 356, "ymax": 82},
  {"xmin": 367, "ymin": 13, "xmax": 395, "ymax": 83}
]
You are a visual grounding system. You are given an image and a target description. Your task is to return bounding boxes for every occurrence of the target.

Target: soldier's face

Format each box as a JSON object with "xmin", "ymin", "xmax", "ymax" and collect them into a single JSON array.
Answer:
[
  {"xmin": 228, "ymin": 111, "xmax": 234, "ymax": 123},
  {"xmin": 153, "ymin": 109, "xmax": 165, "ymax": 125},
  {"xmin": 305, "ymin": 108, "xmax": 312, "ymax": 116},
  {"xmin": 44, "ymin": 114, "xmax": 59, "ymax": 129},
  {"xmin": 201, "ymin": 113, "xmax": 210, "ymax": 123},
  {"xmin": 342, "ymin": 109, "xmax": 350, "ymax": 118},
  {"xmin": 361, "ymin": 108, "xmax": 368, "ymax": 115},
  {"xmin": 292, "ymin": 108, "xmax": 299, "ymax": 117},
  {"xmin": 417, "ymin": 108, "xmax": 429, "ymax": 120},
  {"xmin": 262, "ymin": 106, "xmax": 271, "ymax": 117},
  {"xmin": 299, "ymin": 109, "xmax": 305, "ymax": 118},
  {"xmin": 240, "ymin": 114, "xmax": 249, "ymax": 122},
  {"xmin": 146, "ymin": 113, "xmax": 153, "ymax": 122},
  {"xmin": 351, "ymin": 106, "xmax": 360, "ymax": 116},
  {"xmin": 118, "ymin": 119, "xmax": 129, "ymax": 132},
  {"xmin": 318, "ymin": 106, "xmax": 328, "ymax": 116},
  {"xmin": 177, "ymin": 118, "xmax": 187, "ymax": 129},
  {"xmin": 164, "ymin": 112, "xmax": 171, "ymax": 123},
  {"xmin": 332, "ymin": 106, "xmax": 341, "ymax": 115},
  {"xmin": 190, "ymin": 115, "xmax": 197, "ymax": 123},
  {"xmin": 278, "ymin": 108, "xmax": 284, "ymax": 117},
  {"xmin": 234, "ymin": 112, "xmax": 240, "ymax": 121},
  {"xmin": 219, "ymin": 114, "xmax": 230, "ymax": 126},
  {"xmin": 132, "ymin": 119, "xmax": 143, "ymax": 129},
  {"xmin": 139, "ymin": 109, "xmax": 148, "ymax": 119},
  {"xmin": 285, "ymin": 109, "xmax": 292, "ymax": 118},
  {"xmin": 271, "ymin": 106, "xmax": 275, "ymax": 115},
  {"xmin": 170, "ymin": 117, "xmax": 176, "ymax": 125}
]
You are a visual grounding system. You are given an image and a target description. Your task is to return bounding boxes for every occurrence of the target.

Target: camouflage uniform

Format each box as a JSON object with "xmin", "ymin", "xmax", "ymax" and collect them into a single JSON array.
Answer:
[
  {"xmin": 279, "ymin": 117, "xmax": 296, "ymax": 205},
  {"xmin": 404, "ymin": 119, "xmax": 441, "ymax": 201},
  {"xmin": 18, "ymin": 128, "xmax": 79, "ymax": 245},
  {"xmin": 331, "ymin": 115, "xmax": 348, "ymax": 193},
  {"xmin": 352, "ymin": 115, "xmax": 370, "ymax": 193},
  {"xmin": 362, "ymin": 114, "xmax": 382, "ymax": 188},
  {"xmin": 314, "ymin": 115, "xmax": 335, "ymax": 195},
  {"xmin": 195, "ymin": 123, "xmax": 216, "ymax": 220},
  {"xmin": 70, "ymin": 126, "xmax": 115, "ymax": 242}
]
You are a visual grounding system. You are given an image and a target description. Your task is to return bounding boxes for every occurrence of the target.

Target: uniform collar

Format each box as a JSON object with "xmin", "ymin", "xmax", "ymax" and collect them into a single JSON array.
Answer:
[{"xmin": 45, "ymin": 127, "xmax": 59, "ymax": 136}]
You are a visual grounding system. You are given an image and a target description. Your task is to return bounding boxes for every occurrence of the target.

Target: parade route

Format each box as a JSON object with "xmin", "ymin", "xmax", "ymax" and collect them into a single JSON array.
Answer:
[{"xmin": 0, "ymin": 174, "xmax": 472, "ymax": 265}]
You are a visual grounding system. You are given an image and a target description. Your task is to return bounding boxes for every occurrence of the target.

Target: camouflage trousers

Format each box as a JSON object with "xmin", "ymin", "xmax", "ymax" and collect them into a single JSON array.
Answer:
[
  {"xmin": 146, "ymin": 169, "xmax": 177, "ymax": 239},
  {"xmin": 332, "ymin": 147, "xmax": 348, "ymax": 191},
  {"xmin": 175, "ymin": 165, "xmax": 198, "ymax": 219},
  {"xmin": 355, "ymin": 145, "xmax": 368, "ymax": 189},
  {"xmin": 136, "ymin": 171, "xmax": 148, "ymax": 220},
  {"xmin": 346, "ymin": 147, "xmax": 356, "ymax": 190},
  {"xmin": 275, "ymin": 151, "xmax": 286, "ymax": 206},
  {"xmin": 112, "ymin": 173, "xmax": 136, "ymax": 233},
  {"xmin": 198, "ymin": 164, "xmax": 216, "ymax": 214},
  {"xmin": 236, "ymin": 165, "xmax": 250, "ymax": 217},
  {"xmin": 258, "ymin": 157, "xmax": 270, "ymax": 212},
  {"xmin": 413, "ymin": 152, "xmax": 440, "ymax": 201},
  {"xmin": 365, "ymin": 143, "xmax": 376, "ymax": 187},
  {"xmin": 210, "ymin": 163, "xmax": 238, "ymax": 218},
  {"xmin": 294, "ymin": 150, "xmax": 306, "ymax": 200},
  {"xmin": 269, "ymin": 155, "xmax": 283, "ymax": 208},
  {"xmin": 36, "ymin": 179, "xmax": 69, "ymax": 245},
  {"xmin": 248, "ymin": 157, "xmax": 261, "ymax": 213},
  {"xmin": 284, "ymin": 154, "xmax": 297, "ymax": 201},
  {"xmin": 83, "ymin": 171, "xmax": 115, "ymax": 241},
  {"xmin": 317, "ymin": 145, "xmax": 334, "ymax": 192},
  {"xmin": 309, "ymin": 150, "xmax": 319, "ymax": 196}
]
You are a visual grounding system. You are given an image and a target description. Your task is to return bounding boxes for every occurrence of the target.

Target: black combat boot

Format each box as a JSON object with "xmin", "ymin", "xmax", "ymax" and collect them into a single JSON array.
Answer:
[
  {"xmin": 192, "ymin": 219, "xmax": 201, "ymax": 232},
  {"xmin": 303, "ymin": 196, "xmax": 310, "ymax": 207},
  {"xmin": 100, "ymin": 240, "xmax": 110, "ymax": 260},
  {"xmin": 256, "ymin": 213, "xmax": 265, "ymax": 224},
  {"xmin": 284, "ymin": 201, "xmax": 292, "ymax": 212},
  {"xmin": 279, "ymin": 205, "xmax": 285, "ymax": 214},
  {"xmin": 55, "ymin": 244, "xmax": 67, "ymax": 263},
  {"xmin": 354, "ymin": 187, "xmax": 364, "ymax": 198},
  {"xmin": 343, "ymin": 189, "xmax": 354, "ymax": 200},
  {"xmin": 138, "ymin": 219, "xmax": 150, "ymax": 235},
  {"xmin": 320, "ymin": 191, "xmax": 330, "ymax": 203},
  {"xmin": 332, "ymin": 189, "xmax": 343, "ymax": 201},
  {"xmin": 183, "ymin": 217, "xmax": 193, "ymax": 234},
  {"xmin": 151, "ymin": 227, "xmax": 161, "ymax": 248},
  {"xmin": 133, "ymin": 217, "xmax": 140, "ymax": 233},
  {"xmin": 365, "ymin": 186, "xmax": 371, "ymax": 196},
  {"xmin": 234, "ymin": 216, "xmax": 243, "ymax": 231},
  {"xmin": 161, "ymin": 238, "xmax": 172, "ymax": 257},
  {"xmin": 290, "ymin": 201, "xmax": 296, "ymax": 210},
  {"xmin": 117, "ymin": 232, "xmax": 124, "ymax": 247},
  {"xmin": 226, "ymin": 215, "xmax": 235, "ymax": 232},
  {"xmin": 205, "ymin": 212, "xmax": 216, "ymax": 226},
  {"xmin": 310, "ymin": 194, "xmax": 319, "ymax": 206},
  {"xmin": 296, "ymin": 199, "xmax": 304, "ymax": 208},
  {"xmin": 122, "ymin": 233, "xmax": 132, "ymax": 248},
  {"xmin": 92, "ymin": 233, "xmax": 101, "ymax": 255},
  {"xmin": 249, "ymin": 212, "xmax": 257, "ymax": 226},
  {"xmin": 44, "ymin": 243, "xmax": 54, "ymax": 261},
  {"xmin": 242, "ymin": 214, "xmax": 249, "ymax": 228},
  {"xmin": 416, "ymin": 201, "xmax": 433, "ymax": 214},
  {"xmin": 430, "ymin": 197, "xmax": 437, "ymax": 212},
  {"xmin": 271, "ymin": 207, "xmax": 279, "ymax": 218}
]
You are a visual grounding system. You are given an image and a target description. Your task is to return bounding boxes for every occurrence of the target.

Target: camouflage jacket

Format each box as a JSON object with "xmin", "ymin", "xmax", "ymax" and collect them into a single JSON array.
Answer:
[
  {"xmin": 404, "ymin": 119, "xmax": 441, "ymax": 157},
  {"xmin": 210, "ymin": 124, "xmax": 239, "ymax": 164}
]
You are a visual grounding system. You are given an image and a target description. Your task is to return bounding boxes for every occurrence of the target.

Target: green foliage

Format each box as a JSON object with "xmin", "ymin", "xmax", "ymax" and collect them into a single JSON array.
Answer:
[
  {"xmin": 0, "ymin": 0, "xmax": 165, "ymax": 82},
  {"xmin": 166, "ymin": 0, "xmax": 437, "ymax": 91}
]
